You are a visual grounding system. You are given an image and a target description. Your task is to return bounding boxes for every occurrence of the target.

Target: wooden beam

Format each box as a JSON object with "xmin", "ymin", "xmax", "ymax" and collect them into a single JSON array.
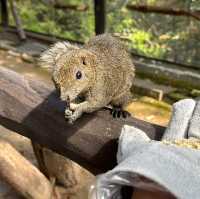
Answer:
[
  {"xmin": 0, "ymin": 67, "xmax": 165, "ymax": 174},
  {"xmin": 54, "ymin": 3, "xmax": 88, "ymax": 11},
  {"xmin": 94, "ymin": 0, "xmax": 106, "ymax": 35},
  {"xmin": 1, "ymin": 0, "xmax": 9, "ymax": 27},
  {"xmin": 4, "ymin": 25, "xmax": 84, "ymax": 44},
  {"xmin": 127, "ymin": 4, "xmax": 200, "ymax": 21},
  {"xmin": 0, "ymin": 139, "xmax": 53, "ymax": 199}
]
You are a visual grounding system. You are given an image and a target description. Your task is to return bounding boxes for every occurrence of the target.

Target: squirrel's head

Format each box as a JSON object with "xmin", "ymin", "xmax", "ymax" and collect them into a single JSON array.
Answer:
[
  {"xmin": 54, "ymin": 49, "xmax": 97, "ymax": 102},
  {"xmin": 40, "ymin": 42, "xmax": 97, "ymax": 102}
]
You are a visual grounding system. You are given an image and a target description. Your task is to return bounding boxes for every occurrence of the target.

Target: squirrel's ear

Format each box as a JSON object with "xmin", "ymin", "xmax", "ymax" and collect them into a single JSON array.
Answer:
[
  {"xmin": 83, "ymin": 51, "xmax": 97, "ymax": 66},
  {"xmin": 39, "ymin": 42, "xmax": 80, "ymax": 70}
]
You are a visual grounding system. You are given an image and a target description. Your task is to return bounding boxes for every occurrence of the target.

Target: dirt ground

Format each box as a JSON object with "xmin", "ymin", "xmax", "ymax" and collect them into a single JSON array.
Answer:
[{"xmin": 0, "ymin": 49, "xmax": 171, "ymax": 198}]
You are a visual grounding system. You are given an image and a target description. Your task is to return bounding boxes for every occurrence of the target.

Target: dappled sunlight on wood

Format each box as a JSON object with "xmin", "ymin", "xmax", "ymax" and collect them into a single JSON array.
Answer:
[{"xmin": 126, "ymin": 97, "xmax": 171, "ymax": 126}]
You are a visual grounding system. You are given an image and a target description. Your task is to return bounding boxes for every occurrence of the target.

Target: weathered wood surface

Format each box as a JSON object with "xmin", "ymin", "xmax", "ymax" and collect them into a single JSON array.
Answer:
[
  {"xmin": 0, "ymin": 139, "xmax": 53, "ymax": 199},
  {"xmin": 0, "ymin": 67, "xmax": 165, "ymax": 174}
]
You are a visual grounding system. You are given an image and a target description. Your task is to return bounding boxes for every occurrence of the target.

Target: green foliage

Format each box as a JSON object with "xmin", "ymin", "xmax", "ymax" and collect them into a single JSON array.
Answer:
[
  {"xmin": 127, "ymin": 30, "xmax": 166, "ymax": 57},
  {"xmin": 18, "ymin": 3, "xmax": 62, "ymax": 35},
  {"xmin": 107, "ymin": 8, "xmax": 166, "ymax": 57},
  {"xmin": 13, "ymin": 0, "xmax": 94, "ymax": 41}
]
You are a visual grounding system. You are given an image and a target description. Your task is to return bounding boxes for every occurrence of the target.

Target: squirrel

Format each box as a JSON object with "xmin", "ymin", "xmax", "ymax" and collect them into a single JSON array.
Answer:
[{"xmin": 40, "ymin": 34, "xmax": 135, "ymax": 123}]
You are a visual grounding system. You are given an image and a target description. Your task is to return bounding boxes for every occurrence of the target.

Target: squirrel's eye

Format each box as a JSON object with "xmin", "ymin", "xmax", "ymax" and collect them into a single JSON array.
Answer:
[{"xmin": 76, "ymin": 71, "xmax": 82, "ymax": 79}]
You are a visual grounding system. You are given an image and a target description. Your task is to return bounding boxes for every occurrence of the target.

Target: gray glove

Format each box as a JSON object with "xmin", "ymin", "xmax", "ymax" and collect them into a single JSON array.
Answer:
[{"xmin": 89, "ymin": 99, "xmax": 200, "ymax": 199}]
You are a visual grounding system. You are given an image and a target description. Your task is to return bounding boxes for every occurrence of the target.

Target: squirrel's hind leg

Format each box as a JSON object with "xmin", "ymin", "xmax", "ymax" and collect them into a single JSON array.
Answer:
[
  {"xmin": 110, "ymin": 106, "xmax": 131, "ymax": 118},
  {"xmin": 110, "ymin": 91, "xmax": 133, "ymax": 118}
]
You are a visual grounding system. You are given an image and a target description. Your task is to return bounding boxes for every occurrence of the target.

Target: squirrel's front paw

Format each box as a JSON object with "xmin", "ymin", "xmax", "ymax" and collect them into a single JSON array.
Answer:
[
  {"xmin": 68, "ymin": 114, "xmax": 78, "ymax": 124},
  {"xmin": 65, "ymin": 109, "xmax": 73, "ymax": 118},
  {"xmin": 65, "ymin": 109, "xmax": 74, "ymax": 124},
  {"xmin": 65, "ymin": 109, "xmax": 81, "ymax": 124}
]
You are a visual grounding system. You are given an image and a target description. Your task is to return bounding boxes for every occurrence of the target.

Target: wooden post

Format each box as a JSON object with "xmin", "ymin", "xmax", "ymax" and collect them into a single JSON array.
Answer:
[
  {"xmin": 1, "ymin": 0, "xmax": 9, "ymax": 27},
  {"xmin": 94, "ymin": 0, "xmax": 106, "ymax": 35},
  {"xmin": 9, "ymin": 0, "xmax": 26, "ymax": 40}
]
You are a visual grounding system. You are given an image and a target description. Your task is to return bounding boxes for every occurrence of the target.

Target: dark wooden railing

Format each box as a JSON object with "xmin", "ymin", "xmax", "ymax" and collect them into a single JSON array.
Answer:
[{"xmin": 0, "ymin": 67, "xmax": 165, "ymax": 174}]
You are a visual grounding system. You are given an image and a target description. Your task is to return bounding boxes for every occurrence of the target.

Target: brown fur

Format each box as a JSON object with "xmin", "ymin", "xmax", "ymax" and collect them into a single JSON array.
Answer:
[{"xmin": 40, "ymin": 34, "xmax": 135, "ymax": 123}]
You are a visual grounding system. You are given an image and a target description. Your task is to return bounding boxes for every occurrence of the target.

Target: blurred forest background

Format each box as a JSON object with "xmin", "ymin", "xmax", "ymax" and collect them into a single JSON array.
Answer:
[{"xmin": 2, "ymin": 0, "xmax": 200, "ymax": 67}]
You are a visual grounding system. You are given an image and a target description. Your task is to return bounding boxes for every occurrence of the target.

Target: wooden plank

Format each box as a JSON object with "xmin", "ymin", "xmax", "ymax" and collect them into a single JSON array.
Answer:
[
  {"xmin": 54, "ymin": 3, "xmax": 88, "ymax": 11},
  {"xmin": 94, "ymin": 0, "xmax": 106, "ymax": 35},
  {"xmin": 1, "ymin": 0, "xmax": 9, "ymax": 27},
  {"xmin": 134, "ymin": 60, "xmax": 200, "ymax": 90},
  {"xmin": 0, "ymin": 67, "xmax": 165, "ymax": 174}
]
